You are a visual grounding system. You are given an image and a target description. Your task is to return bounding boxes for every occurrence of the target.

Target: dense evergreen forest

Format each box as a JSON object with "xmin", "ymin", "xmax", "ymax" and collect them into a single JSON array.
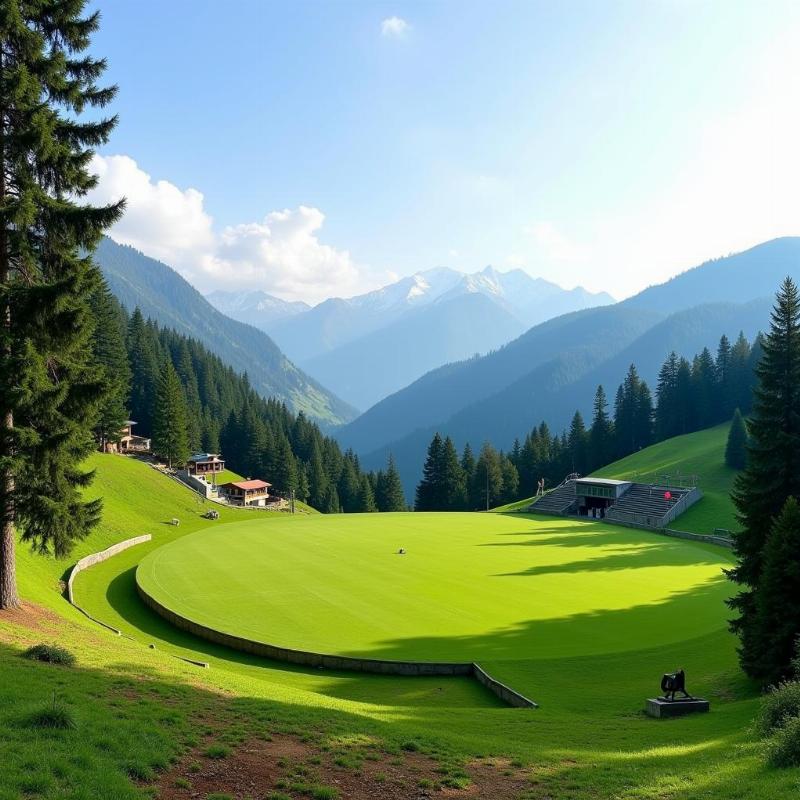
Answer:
[
  {"xmin": 90, "ymin": 285, "xmax": 406, "ymax": 513},
  {"xmin": 415, "ymin": 332, "xmax": 762, "ymax": 510}
]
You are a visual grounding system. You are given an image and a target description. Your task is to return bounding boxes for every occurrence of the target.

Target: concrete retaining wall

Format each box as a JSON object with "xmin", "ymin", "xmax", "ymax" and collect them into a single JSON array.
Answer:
[
  {"xmin": 176, "ymin": 470, "xmax": 215, "ymax": 499},
  {"xmin": 67, "ymin": 535, "xmax": 152, "ymax": 604},
  {"xmin": 605, "ymin": 518, "xmax": 733, "ymax": 548},
  {"xmin": 472, "ymin": 663, "xmax": 538, "ymax": 708},
  {"xmin": 137, "ymin": 578, "xmax": 536, "ymax": 707}
]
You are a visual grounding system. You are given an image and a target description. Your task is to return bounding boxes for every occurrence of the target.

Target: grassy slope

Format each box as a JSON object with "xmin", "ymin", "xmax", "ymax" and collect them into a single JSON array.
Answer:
[
  {"xmin": 1, "ymin": 451, "xmax": 795, "ymax": 799},
  {"xmin": 593, "ymin": 423, "xmax": 737, "ymax": 535},
  {"xmin": 496, "ymin": 423, "xmax": 737, "ymax": 535}
]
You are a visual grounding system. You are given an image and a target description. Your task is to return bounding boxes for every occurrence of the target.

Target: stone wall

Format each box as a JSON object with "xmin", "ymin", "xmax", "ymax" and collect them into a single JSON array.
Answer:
[
  {"xmin": 67, "ymin": 535, "xmax": 152, "ymax": 604},
  {"xmin": 137, "ymin": 578, "xmax": 537, "ymax": 707},
  {"xmin": 472, "ymin": 663, "xmax": 538, "ymax": 708}
]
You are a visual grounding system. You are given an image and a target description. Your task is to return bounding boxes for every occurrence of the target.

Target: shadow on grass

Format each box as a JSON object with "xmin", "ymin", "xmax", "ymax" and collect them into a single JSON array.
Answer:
[
  {"xmin": 104, "ymin": 567, "xmax": 498, "ymax": 710},
  {"xmin": 0, "ymin": 630, "xmax": 785, "ymax": 800},
  {"xmin": 335, "ymin": 577, "xmax": 734, "ymax": 665}
]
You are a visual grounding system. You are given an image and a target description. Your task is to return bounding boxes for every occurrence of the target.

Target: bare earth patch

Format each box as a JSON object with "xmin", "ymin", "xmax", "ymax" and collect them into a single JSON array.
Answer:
[
  {"xmin": 0, "ymin": 601, "xmax": 66, "ymax": 637},
  {"xmin": 155, "ymin": 733, "xmax": 537, "ymax": 800}
]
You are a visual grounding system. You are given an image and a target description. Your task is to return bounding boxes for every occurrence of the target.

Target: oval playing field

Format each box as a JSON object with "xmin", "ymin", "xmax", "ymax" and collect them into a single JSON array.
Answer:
[{"xmin": 135, "ymin": 512, "xmax": 734, "ymax": 663}]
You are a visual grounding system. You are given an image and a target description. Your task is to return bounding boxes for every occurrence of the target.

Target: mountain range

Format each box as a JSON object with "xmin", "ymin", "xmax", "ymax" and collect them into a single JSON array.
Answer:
[
  {"xmin": 336, "ymin": 238, "xmax": 800, "ymax": 497},
  {"xmin": 94, "ymin": 238, "xmax": 356, "ymax": 427},
  {"xmin": 208, "ymin": 267, "xmax": 614, "ymax": 409}
]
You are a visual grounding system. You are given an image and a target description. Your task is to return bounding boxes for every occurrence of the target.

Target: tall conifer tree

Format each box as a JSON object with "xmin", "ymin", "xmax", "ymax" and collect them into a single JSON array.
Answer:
[
  {"xmin": 589, "ymin": 385, "xmax": 614, "ymax": 470},
  {"xmin": 750, "ymin": 497, "xmax": 800, "ymax": 685},
  {"xmin": 728, "ymin": 277, "xmax": 800, "ymax": 680},
  {"xmin": 376, "ymin": 454, "xmax": 406, "ymax": 512},
  {"xmin": 415, "ymin": 433, "xmax": 445, "ymax": 511},
  {"xmin": 152, "ymin": 361, "xmax": 190, "ymax": 469},
  {"xmin": 90, "ymin": 283, "xmax": 130, "ymax": 450},
  {"xmin": 0, "ymin": 3, "xmax": 123, "ymax": 608},
  {"xmin": 725, "ymin": 409, "xmax": 748, "ymax": 470}
]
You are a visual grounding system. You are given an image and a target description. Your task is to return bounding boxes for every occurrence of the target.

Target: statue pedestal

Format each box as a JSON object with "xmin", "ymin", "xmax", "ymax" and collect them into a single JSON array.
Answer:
[{"xmin": 646, "ymin": 697, "xmax": 709, "ymax": 718}]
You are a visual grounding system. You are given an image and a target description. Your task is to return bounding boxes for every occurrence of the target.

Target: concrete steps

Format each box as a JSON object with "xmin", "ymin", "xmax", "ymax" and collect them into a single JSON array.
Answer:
[{"xmin": 528, "ymin": 481, "xmax": 577, "ymax": 515}]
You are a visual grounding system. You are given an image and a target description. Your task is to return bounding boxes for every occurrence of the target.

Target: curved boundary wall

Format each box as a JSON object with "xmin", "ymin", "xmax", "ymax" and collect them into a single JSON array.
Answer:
[
  {"xmin": 67, "ymin": 535, "xmax": 152, "ymax": 636},
  {"xmin": 67, "ymin": 534, "xmax": 208, "ymax": 668},
  {"xmin": 67, "ymin": 535, "xmax": 152, "ymax": 607},
  {"xmin": 137, "ymin": 579, "xmax": 537, "ymax": 708}
]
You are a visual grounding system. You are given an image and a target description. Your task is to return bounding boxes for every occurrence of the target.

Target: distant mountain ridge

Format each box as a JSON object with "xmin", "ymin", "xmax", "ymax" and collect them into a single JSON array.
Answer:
[
  {"xmin": 206, "ymin": 290, "xmax": 310, "ymax": 330},
  {"xmin": 337, "ymin": 238, "xmax": 800, "ymax": 496},
  {"xmin": 94, "ymin": 238, "xmax": 356, "ymax": 427},
  {"xmin": 208, "ymin": 265, "xmax": 613, "ymax": 409}
]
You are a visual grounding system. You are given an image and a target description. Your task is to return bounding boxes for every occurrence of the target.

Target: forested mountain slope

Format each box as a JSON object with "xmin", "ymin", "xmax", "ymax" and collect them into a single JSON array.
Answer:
[
  {"xmin": 338, "ymin": 304, "xmax": 659, "ymax": 454},
  {"xmin": 342, "ymin": 239, "xmax": 797, "ymax": 495},
  {"xmin": 95, "ymin": 238, "xmax": 356, "ymax": 426},
  {"xmin": 360, "ymin": 299, "xmax": 768, "ymax": 498}
]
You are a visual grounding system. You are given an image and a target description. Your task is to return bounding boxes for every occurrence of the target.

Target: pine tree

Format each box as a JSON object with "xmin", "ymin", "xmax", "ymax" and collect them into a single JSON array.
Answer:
[
  {"xmin": 750, "ymin": 497, "xmax": 800, "ymax": 685},
  {"xmin": 567, "ymin": 410, "xmax": 589, "ymax": 475},
  {"xmin": 725, "ymin": 409, "xmax": 748, "ymax": 470},
  {"xmin": 588, "ymin": 385, "xmax": 614, "ymax": 470},
  {"xmin": 308, "ymin": 442, "xmax": 328, "ymax": 511},
  {"xmin": 729, "ymin": 331, "xmax": 753, "ymax": 414},
  {"xmin": 0, "ymin": 4, "xmax": 123, "ymax": 608},
  {"xmin": 90, "ymin": 283, "xmax": 130, "ymax": 450},
  {"xmin": 270, "ymin": 435, "xmax": 297, "ymax": 497},
  {"xmin": 500, "ymin": 455, "xmax": 520, "ymax": 504},
  {"xmin": 323, "ymin": 484, "xmax": 340, "ymax": 514},
  {"xmin": 716, "ymin": 335, "xmax": 733, "ymax": 418},
  {"xmin": 295, "ymin": 462, "xmax": 310, "ymax": 502},
  {"xmin": 152, "ymin": 361, "xmax": 190, "ymax": 469},
  {"xmin": 691, "ymin": 347, "xmax": 718, "ymax": 429},
  {"xmin": 357, "ymin": 473, "xmax": 377, "ymax": 512},
  {"xmin": 337, "ymin": 454, "xmax": 361, "ymax": 513},
  {"xmin": 415, "ymin": 433, "xmax": 445, "ymax": 511},
  {"xmin": 729, "ymin": 277, "xmax": 800, "ymax": 680},
  {"xmin": 634, "ymin": 381, "xmax": 654, "ymax": 449},
  {"xmin": 441, "ymin": 436, "xmax": 467, "ymax": 510},
  {"xmin": 375, "ymin": 454, "xmax": 406, "ymax": 512},
  {"xmin": 655, "ymin": 352, "xmax": 679, "ymax": 440},
  {"xmin": 127, "ymin": 308, "xmax": 158, "ymax": 434},
  {"xmin": 461, "ymin": 443, "xmax": 478, "ymax": 508},
  {"xmin": 674, "ymin": 357, "xmax": 694, "ymax": 435},
  {"xmin": 474, "ymin": 443, "xmax": 504, "ymax": 510}
]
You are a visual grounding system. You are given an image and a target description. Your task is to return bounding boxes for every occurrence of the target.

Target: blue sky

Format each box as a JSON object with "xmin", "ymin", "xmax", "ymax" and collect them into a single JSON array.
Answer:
[{"xmin": 88, "ymin": 1, "xmax": 800, "ymax": 304}]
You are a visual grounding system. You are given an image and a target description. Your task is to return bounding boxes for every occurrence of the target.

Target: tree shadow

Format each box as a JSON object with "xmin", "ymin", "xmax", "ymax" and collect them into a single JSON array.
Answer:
[
  {"xmin": 1, "ymin": 619, "xmax": 780, "ymax": 800},
  {"xmin": 336, "ymin": 577, "xmax": 733, "ymax": 668},
  {"xmin": 104, "ymin": 568, "xmax": 496, "ymax": 709},
  {"xmin": 493, "ymin": 546, "xmax": 727, "ymax": 579}
]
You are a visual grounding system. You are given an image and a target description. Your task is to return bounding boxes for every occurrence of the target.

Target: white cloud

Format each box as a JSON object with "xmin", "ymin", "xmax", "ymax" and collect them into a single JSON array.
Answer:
[
  {"xmin": 89, "ymin": 155, "xmax": 215, "ymax": 267},
  {"xmin": 381, "ymin": 16, "xmax": 410, "ymax": 38},
  {"xmin": 210, "ymin": 207, "xmax": 362, "ymax": 303},
  {"xmin": 87, "ymin": 155, "xmax": 388, "ymax": 305}
]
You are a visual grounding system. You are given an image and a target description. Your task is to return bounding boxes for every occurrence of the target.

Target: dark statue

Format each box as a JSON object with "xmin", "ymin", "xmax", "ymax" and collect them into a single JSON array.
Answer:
[{"xmin": 660, "ymin": 669, "xmax": 693, "ymax": 702}]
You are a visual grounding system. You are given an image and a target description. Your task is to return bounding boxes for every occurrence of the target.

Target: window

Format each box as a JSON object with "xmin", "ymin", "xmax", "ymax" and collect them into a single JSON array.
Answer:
[{"xmin": 579, "ymin": 484, "xmax": 614, "ymax": 499}]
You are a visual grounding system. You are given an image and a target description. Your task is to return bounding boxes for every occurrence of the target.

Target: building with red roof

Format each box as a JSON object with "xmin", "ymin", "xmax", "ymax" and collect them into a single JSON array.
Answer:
[{"xmin": 220, "ymin": 479, "xmax": 271, "ymax": 507}]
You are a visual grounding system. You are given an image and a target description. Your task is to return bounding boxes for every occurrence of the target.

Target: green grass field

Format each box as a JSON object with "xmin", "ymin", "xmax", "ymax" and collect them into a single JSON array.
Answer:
[
  {"xmin": 2, "ymin": 445, "xmax": 797, "ymax": 799},
  {"xmin": 137, "ymin": 514, "xmax": 732, "ymax": 668}
]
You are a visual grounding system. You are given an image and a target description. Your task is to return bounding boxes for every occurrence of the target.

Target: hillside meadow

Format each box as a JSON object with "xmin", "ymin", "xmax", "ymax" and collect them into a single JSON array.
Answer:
[{"xmin": 1, "ymin": 446, "xmax": 795, "ymax": 799}]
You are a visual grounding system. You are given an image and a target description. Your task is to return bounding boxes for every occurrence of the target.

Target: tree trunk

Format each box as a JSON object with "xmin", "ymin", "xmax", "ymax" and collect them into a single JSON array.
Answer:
[
  {"xmin": 0, "ymin": 44, "xmax": 19, "ymax": 610},
  {"xmin": 0, "ymin": 442, "xmax": 18, "ymax": 608}
]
